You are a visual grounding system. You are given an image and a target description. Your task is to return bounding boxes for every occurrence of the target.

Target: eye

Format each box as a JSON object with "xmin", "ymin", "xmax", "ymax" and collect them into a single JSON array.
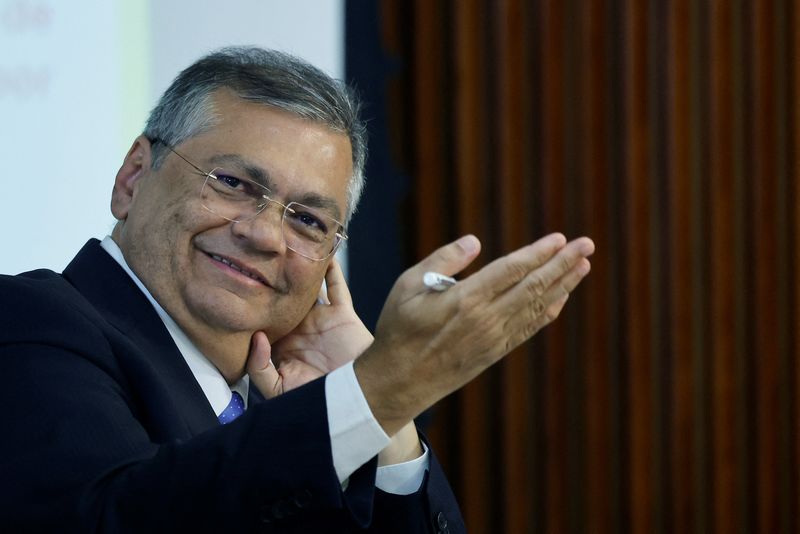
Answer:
[
  {"xmin": 289, "ymin": 209, "xmax": 329, "ymax": 234},
  {"xmin": 215, "ymin": 174, "xmax": 242, "ymax": 189}
]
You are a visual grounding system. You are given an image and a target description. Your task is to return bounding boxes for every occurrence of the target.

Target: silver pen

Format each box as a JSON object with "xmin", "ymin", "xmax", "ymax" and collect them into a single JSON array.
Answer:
[{"xmin": 423, "ymin": 271, "xmax": 457, "ymax": 291}]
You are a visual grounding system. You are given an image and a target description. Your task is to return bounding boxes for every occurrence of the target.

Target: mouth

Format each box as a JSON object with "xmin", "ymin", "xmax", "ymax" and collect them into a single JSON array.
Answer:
[{"xmin": 206, "ymin": 252, "xmax": 270, "ymax": 286}]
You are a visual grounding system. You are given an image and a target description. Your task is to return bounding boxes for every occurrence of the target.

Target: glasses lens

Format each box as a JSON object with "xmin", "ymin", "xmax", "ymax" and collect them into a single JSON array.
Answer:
[
  {"xmin": 282, "ymin": 202, "xmax": 343, "ymax": 260},
  {"xmin": 198, "ymin": 171, "xmax": 345, "ymax": 261},
  {"xmin": 201, "ymin": 169, "xmax": 270, "ymax": 222}
]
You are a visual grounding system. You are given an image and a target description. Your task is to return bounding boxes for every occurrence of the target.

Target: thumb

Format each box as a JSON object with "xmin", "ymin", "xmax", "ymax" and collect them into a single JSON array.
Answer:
[
  {"xmin": 246, "ymin": 331, "xmax": 283, "ymax": 399},
  {"xmin": 411, "ymin": 234, "xmax": 481, "ymax": 280}
]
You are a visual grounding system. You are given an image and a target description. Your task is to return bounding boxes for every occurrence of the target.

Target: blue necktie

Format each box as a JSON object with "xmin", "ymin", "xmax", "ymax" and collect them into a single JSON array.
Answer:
[{"xmin": 218, "ymin": 391, "xmax": 245, "ymax": 424}]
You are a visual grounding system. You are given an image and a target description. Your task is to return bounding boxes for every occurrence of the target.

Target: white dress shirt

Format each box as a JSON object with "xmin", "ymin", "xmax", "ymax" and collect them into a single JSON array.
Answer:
[{"xmin": 100, "ymin": 237, "xmax": 427, "ymax": 494}]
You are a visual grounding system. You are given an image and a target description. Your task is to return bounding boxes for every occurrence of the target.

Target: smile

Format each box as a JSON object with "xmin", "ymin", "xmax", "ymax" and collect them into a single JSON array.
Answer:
[{"xmin": 208, "ymin": 253, "xmax": 266, "ymax": 284}]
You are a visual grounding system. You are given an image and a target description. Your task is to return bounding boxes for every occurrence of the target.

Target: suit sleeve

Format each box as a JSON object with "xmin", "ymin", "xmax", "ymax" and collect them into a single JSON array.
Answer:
[{"xmin": 0, "ymin": 276, "xmax": 464, "ymax": 533}]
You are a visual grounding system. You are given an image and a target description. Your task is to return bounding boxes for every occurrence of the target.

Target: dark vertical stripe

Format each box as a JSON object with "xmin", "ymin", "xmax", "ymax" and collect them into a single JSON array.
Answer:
[
  {"xmin": 493, "ymin": 0, "xmax": 533, "ymax": 532},
  {"xmin": 526, "ymin": 2, "xmax": 548, "ymax": 531},
  {"xmin": 730, "ymin": 2, "xmax": 752, "ymax": 533},
  {"xmin": 773, "ymin": 3, "xmax": 792, "ymax": 533},
  {"xmin": 752, "ymin": 2, "xmax": 780, "ymax": 532},
  {"xmin": 624, "ymin": 1, "xmax": 655, "ymax": 532},
  {"xmin": 792, "ymin": 2, "xmax": 800, "ymax": 530},
  {"xmin": 494, "ymin": 0, "xmax": 535, "ymax": 531},
  {"xmin": 451, "ymin": 1, "xmax": 493, "ymax": 532},
  {"xmin": 689, "ymin": 1, "xmax": 713, "ymax": 531},
  {"xmin": 581, "ymin": 0, "xmax": 613, "ymax": 532},
  {"xmin": 540, "ymin": 2, "xmax": 568, "ymax": 533},
  {"xmin": 667, "ymin": 0, "xmax": 695, "ymax": 531},
  {"xmin": 647, "ymin": 0, "xmax": 670, "ymax": 531},
  {"xmin": 606, "ymin": 1, "xmax": 628, "ymax": 531},
  {"xmin": 709, "ymin": 2, "xmax": 738, "ymax": 534}
]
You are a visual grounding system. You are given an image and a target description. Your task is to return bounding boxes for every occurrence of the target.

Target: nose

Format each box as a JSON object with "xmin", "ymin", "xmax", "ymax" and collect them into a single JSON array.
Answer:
[{"xmin": 230, "ymin": 200, "xmax": 287, "ymax": 254}]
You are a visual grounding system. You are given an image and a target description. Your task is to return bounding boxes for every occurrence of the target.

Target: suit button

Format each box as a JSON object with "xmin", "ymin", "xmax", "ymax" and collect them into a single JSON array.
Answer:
[
  {"xmin": 272, "ymin": 500, "xmax": 290, "ymax": 519},
  {"xmin": 259, "ymin": 504, "xmax": 273, "ymax": 524},
  {"xmin": 436, "ymin": 511, "xmax": 448, "ymax": 529},
  {"xmin": 293, "ymin": 489, "xmax": 313, "ymax": 508}
]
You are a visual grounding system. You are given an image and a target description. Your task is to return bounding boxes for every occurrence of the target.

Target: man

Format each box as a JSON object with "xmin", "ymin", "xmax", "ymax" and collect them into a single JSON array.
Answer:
[{"xmin": 0, "ymin": 47, "xmax": 594, "ymax": 532}]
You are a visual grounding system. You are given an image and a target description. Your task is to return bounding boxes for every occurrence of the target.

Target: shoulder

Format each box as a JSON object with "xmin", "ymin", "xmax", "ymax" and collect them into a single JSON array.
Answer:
[{"xmin": 0, "ymin": 270, "xmax": 108, "ymax": 350}]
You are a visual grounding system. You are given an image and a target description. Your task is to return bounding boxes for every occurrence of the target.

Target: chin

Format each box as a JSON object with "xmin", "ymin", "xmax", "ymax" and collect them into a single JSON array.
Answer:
[{"xmin": 189, "ymin": 296, "xmax": 267, "ymax": 333}]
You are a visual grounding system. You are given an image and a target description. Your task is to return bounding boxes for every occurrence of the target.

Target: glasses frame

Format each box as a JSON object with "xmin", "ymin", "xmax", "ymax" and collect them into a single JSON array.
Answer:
[{"xmin": 150, "ymin": 138, "xmax": 348, "ymax": 262}]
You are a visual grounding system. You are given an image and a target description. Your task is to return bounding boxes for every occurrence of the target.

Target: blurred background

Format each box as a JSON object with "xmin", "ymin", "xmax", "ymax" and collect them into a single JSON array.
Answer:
[{"xmin": 4, "ymin": 1, "xmax": 799, "ymax": 533}]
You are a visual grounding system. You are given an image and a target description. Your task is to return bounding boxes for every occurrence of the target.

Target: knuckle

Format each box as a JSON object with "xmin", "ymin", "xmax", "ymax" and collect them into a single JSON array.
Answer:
[
  {"xmin": 533, "ymin": 297, "xmax": 546, "ymax": 317},
  {"xmin": 559, "ymin": 255, "xmax": 572, "ymax": 274},
  {"xmin": 505, "ymin": 261, "xmax": 530, "ymax": 285},
  {"xmin": 545, "ymin": 304, "xmax": 561, "ymax": 323},
  {"xmin": 395, "ymin": 269, "xmax": 417, "ymax": 293},
  {"xmin": 527, "ymin": 274, "xmax": 547, "ymax": 297},
  {"xmin": 524, "ymin": 298, "xmax": 547, "ymax": 329}
]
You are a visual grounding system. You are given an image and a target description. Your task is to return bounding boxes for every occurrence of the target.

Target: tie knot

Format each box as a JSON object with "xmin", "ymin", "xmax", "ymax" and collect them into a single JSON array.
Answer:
[{"xmin": 218, "ymin": 391, "xmax": 245, "ymax": 424}]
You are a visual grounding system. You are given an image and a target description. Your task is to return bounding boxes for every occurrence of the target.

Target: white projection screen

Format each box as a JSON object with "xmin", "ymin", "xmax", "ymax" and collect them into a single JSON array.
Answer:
[{"xmin": 1, "ymin": 0, "xmax": 344, "ymax": 275}]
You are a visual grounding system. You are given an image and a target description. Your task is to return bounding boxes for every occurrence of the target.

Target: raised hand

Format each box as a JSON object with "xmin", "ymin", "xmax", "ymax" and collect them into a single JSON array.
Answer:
[{"xmin": 355, "ymin": 233, "xmax": 595, "ymax": 435}]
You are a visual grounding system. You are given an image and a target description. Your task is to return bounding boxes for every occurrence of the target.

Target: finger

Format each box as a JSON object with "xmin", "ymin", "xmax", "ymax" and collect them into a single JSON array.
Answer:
[
  {"xmin": 324, "ymin": 258, "xmax": 353, "ymax": 307},
  {"xmin": 469, "ymin": 235, "xmax": 593, "ymax": 301},
  {"xmin": 402, "ymin": 235, "xmax": 481, "ymax": 290},
  {"xmin": 316, "ymin": 281, "xmax": 330, "ymax": 305},
  {"xmin": 246, "ymin": 331, "xmax": 283, "ymax": 399},
  {"xmin": 500, "ymin": 258, "xmax": 591, "ymax": 346},
  {"xmin": 463, "ymin": 233, "xmax": 568, "ymax": 299}
]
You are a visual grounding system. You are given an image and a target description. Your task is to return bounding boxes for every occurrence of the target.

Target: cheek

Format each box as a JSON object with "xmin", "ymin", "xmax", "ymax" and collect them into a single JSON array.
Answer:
[{"xmin": 268, "ymin": 263, "xmax": 327, "ymax": 335}]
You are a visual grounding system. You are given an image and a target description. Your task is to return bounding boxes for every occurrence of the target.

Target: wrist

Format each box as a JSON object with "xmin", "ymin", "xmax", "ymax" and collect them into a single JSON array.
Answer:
[
  {"xmin": 377, "ymin": 422, "xmax": 423, "ymax": 466},
  {"xmin": 353, "ymin": 344, "xmax": 423, "ymax": 436}
]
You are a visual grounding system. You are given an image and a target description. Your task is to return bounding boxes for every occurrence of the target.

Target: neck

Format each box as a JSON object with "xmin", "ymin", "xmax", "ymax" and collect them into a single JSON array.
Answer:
[{"xmin": 183, "ymin": 327, "xmax": 252, "ymax": 385}]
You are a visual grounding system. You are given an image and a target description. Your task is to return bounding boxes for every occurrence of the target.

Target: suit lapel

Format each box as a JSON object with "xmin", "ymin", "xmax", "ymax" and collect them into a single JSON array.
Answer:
[{"xmin": 63, "ymin": 239, "xmax": 219, "ymax": 435}]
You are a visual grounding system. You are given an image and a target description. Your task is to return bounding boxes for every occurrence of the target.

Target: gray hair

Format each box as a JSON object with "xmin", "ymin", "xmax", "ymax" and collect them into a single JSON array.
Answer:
[{"xmin": 143, "ymin": 46, "xmax": 367, "ymax": 222}]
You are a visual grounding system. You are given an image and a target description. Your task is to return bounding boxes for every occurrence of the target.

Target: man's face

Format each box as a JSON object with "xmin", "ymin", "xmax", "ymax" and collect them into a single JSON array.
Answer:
[{"xmin": 112, "ymin": 90, "xmax": 352, "ymax": 345}]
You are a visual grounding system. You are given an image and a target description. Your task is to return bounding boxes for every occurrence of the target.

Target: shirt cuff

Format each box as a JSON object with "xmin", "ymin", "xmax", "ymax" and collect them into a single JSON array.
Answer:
[
  {"xmin": 376, "ymin": 441, "xmax": 430, "ymax": 495},
  {"xmin": 326, "ymin": 361, "xmax": 390, "ymax": 483}
]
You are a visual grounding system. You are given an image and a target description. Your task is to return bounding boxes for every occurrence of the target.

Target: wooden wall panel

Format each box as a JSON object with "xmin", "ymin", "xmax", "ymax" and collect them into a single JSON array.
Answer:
[
  {"xmin": 752, "ymin": 2, "xmax": 781, "ymax": 532},
  {"xmin": 370, "ymin": 0, "xmax": 800, "ymax": 532},
  {"xmin": 709, "ymin": 2, "xmax": 738, "ymax": 533},
  {"xmin": 667, "ymin": 0, "xmax": 695, "ymax": 532},
  {"xmin": 580, "ymin": 0, "xmax": 613, "ymax": 532},
  {"xmin": 493, "ymin": 0, "xmax": 533, "ymax": 531},
  {"xmin": 452, "ymin": 0, "xmax": 493, "ymax": 531}
]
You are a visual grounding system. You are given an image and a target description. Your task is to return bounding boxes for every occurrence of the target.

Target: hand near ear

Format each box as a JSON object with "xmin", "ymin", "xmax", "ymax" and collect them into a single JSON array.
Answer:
[{"xmin": 246, "ymin": 258, "xmax": 373, "ymax": 398}]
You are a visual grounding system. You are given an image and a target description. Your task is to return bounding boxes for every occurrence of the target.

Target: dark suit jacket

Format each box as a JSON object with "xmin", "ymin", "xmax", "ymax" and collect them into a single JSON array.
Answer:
[{"xmin": 0, "ymin": 239, "xmax": 464, "ymax": 533}]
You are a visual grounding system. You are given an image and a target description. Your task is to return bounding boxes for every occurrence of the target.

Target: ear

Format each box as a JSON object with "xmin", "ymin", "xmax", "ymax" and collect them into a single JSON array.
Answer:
[{"xmin": 111, "ymin": 135, "xmax": 154, "ymax": 220}]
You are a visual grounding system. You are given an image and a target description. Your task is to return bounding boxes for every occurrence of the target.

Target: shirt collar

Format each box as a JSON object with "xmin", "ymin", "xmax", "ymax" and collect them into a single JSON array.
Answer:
[{"xmin": 99, "ymin": 236, "xmax": 248, "ymax": 415}]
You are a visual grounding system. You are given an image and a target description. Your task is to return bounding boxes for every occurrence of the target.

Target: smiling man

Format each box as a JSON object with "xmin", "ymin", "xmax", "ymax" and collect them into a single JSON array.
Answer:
[{"xmin": 0, "ymin": 47, "xmax": 594, "ymax": 532}]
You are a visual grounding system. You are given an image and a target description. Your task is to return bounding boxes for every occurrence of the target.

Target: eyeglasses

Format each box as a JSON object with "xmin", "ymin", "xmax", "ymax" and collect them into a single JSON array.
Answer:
[{"xmin": 152, "ymin": 140, "xmax": 348, "ymax": 262}]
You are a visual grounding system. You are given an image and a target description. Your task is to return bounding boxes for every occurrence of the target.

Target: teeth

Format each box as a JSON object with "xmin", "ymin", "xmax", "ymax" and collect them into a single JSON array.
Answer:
[{"xmin": 210, "ymin": 254, "xmax": 262, "ymax": 282}]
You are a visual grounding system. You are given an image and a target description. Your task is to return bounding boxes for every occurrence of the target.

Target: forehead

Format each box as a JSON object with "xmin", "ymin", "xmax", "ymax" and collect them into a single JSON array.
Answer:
[{"xmin": 179, "ymin": 91, "xmax": 353, "ymax": 217}]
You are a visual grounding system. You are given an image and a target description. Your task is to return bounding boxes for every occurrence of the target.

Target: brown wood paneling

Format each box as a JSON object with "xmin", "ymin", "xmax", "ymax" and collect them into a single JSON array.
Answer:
[
  {"xmin": 371, "ymin": 1, "xmax": 800, "ymax": 531},
  {"xmin": 540, "ymin": 1, "xmax": 569, "ymax": 532},
  {"xmin": 494, "ymin": 0, "xmax": 531, "ymax": 530},
  {"xmin": 451, "ymin": 1, "xmax": 492, "ymax": 532},
  {"xmin": 409, "ymin": 0, "xmax": 452, "ymax": 477},
  {"xmin": 667, "ymin": 0, "xmax": 695, "ymax": 531},
  {"xmin": 709, "ymin": 1, "xmax": 738, "ymax": 533},
  {"xmin": 794, "ymin": 0, "xmax": 800, "ymax": 528},
  {"xmin": 752, "ymin": 2, "xmax": 781, "ymax": 532},
  {"xmin": 580, "ymin": 0, "xmax": 612, "ymax": 533},
  {"xmin": 623, "ymin": 1, "xmax": 655, "ymax": 532}
]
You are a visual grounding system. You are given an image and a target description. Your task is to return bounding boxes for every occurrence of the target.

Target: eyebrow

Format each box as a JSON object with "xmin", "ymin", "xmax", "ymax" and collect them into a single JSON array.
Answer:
[
  {"xmin": 208, "ymin": 154, "xmax": 273, "ymax": 189},
  {"xmin": 208, "ymin": 153, "xmax": 344, "ymax": 222},
  {"xmin": 295, "ymin": 193, "xmax": 343, "ymax": 223}
]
